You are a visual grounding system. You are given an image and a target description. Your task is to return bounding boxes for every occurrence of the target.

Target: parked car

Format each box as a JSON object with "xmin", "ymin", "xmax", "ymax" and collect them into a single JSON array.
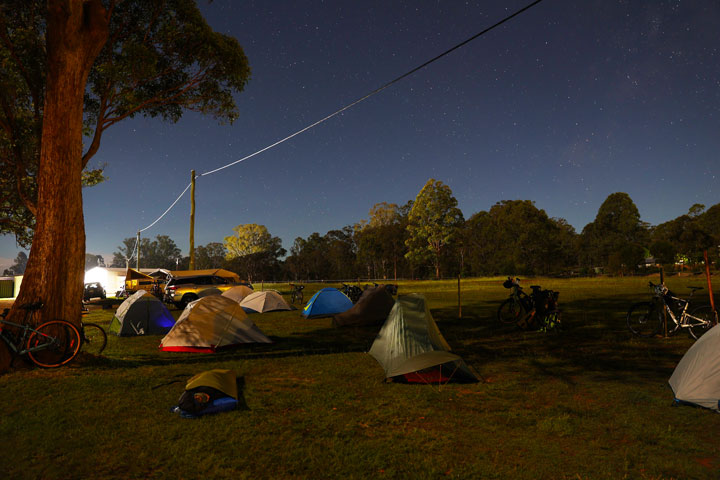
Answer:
[
  {"xmin": 83, "ymin": 282, "xmax": 106, "ymax": 301},
  {"xmin": 163, "ymin": 275, "xmax": 252, "ymax": 309}
]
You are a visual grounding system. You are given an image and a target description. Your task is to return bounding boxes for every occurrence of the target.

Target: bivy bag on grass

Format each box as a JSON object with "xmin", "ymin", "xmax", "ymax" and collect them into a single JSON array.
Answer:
[
  {"xmin": 302, "ymin": 287, "xmax": 353, "ymax": 318},
  {"xmin": 669, "ymin": 323, "xmax": 720, "ymax": 412},
  {"xmin": 172, "ymin": 369, "xmax": 239, "ymax": 418},
  {"xmin": 108, "ymin": 290, "xmax": 175, "ymax": 336},
  {"xmin": 368, "ymin": 294, "xmax": 479, "ymax": 383},
  {"xmin": 160, "ymin": 295, "xmax": 272, "ymax": 353},
  {"xmin": 333, "ymin": 285, "xmax": 395, "ymax": 327},
  {"xmin": 240, "ymin": 290, "xmax": 292, "ymax": 313}
]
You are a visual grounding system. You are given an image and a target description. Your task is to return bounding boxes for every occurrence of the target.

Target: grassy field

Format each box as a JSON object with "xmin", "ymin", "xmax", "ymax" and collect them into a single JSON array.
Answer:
[{"xmin": 1, "ymin": 276, "xmax": 719, "ymax": 479}]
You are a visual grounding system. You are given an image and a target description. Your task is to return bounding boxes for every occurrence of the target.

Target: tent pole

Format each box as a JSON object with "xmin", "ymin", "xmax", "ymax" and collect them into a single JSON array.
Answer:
[
  {"xmin": 704, "ymin": 251, "xmax": 716, "ymax": 325},
  {"xmin": 189, "ymin": 170, "xmax": 196, "ymax": 270}
]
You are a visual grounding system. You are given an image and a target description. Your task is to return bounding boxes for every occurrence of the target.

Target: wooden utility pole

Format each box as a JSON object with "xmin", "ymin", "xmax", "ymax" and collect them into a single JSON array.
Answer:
[
  {"xmin": 189, "ymin": 170, "xmax": 196, "ymax": 270},
  {"xmin": 136, "ymin": 231, "xmax": 140, "ymax": 270}
]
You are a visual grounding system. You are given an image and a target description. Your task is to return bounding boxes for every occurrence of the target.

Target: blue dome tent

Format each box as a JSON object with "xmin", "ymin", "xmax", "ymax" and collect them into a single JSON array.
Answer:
[{"xmin": 302, "ymin": 288, "xmax": 352, "ymax": 318}]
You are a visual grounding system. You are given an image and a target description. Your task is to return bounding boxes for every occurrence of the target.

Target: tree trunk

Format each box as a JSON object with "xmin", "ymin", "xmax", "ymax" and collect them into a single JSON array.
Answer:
[{"xmin": 10, "ymin": 0, "xmax": 108, "ymax": 328}]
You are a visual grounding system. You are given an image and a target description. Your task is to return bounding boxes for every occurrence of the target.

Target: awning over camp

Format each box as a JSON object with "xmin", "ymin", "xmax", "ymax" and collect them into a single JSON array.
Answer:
[{"xmin": 169, "ymin": 269, "xmax": 241, "ymax": 283}]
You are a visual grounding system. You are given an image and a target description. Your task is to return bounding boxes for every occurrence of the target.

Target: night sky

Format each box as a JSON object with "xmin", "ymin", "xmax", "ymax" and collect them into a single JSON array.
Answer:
[{"xmin": 2, "ymin": 0, "xmax": 719, "ymax": 271}]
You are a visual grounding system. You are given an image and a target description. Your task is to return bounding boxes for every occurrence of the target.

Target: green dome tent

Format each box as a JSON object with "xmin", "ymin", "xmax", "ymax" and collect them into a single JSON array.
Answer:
[
  {"xmin": 109, "ymin": 290, "xmax": 175, "ymax": 336},
  {"xmin": 368, "ymin": 294, "xmax": 479, "ymax": 383}
]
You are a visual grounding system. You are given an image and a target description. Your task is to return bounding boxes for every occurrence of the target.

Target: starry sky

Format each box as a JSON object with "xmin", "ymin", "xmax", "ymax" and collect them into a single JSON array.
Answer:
[{"xmin": 1, "ymin": 0, "xmax": 719, "ymax": 272}]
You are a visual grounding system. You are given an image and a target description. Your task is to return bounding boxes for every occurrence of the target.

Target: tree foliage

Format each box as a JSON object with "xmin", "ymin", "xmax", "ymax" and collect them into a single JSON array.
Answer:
[
  {"xmin": 194, "ymin": 242, "xmax": 226, "ymax": 270},
  {"xmin": 2, "ymin": 251, "xmax": 27, "ymax": 275},
  {"xmin": 3, "ymin": 0, "xmax": 251, "ymax": 326},
  {"xmin": 578, "ymin": 192, "xmax": 648, "ymax": 270},
  {"xmin": 355, "ymin": 202, "xmax": 409, "ymax": 280},
  {"xmin": 465, "ymin": 200, "xmax": 576, "ymax": 276},
  {"xmin": 405, "ymin": 179, "xmax": 464, "ymax": 279},
  {"xmin": 224, "ymin": 224, "xmax": 285, "ymax": 282},
  {"xmin": 111, "ymin": 234, "xmax": 180, "ymax": 270}
]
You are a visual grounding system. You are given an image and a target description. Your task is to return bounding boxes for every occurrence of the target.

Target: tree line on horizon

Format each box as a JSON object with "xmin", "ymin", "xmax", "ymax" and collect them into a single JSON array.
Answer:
[{"xmin": 79, "ymin": 180, "xmax": 718, "ymax": 282}]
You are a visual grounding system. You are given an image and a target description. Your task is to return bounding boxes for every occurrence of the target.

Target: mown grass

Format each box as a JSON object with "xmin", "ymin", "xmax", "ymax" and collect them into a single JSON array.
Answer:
[{"xmin": 1, "ymin": 275, "xmax": 719, "ymax": 479}]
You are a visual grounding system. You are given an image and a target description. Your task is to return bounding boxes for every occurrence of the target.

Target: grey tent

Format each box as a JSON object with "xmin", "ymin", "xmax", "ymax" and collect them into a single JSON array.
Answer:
[
  {"xmin": 109, "ymin": 290, "xmax": 176, "ymax": 336},
  {"xmin": 669, "ymin": 323, "xmax": 720, "ymax": 411},
  {"xmin": 333, "ymin": 285, "xmax": 395, "ymax": 327},
  {"xmin": 368, "ymin": 294, "xmax": 478, "ymax": 383},
  {"xmin": 240, "ymin": 290, "xmax": 292, "ymax": 313}
]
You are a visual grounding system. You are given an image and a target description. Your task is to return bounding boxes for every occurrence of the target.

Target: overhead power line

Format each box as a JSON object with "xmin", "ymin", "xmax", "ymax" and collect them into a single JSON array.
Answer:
[{"xmin": 136, "ymin": 0, "xmax": 546, "ymax": 234}]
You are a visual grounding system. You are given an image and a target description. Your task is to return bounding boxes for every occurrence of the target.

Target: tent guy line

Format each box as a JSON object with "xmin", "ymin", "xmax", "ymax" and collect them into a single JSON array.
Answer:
[{"xmin": 130, "ymin": 0, "xmax": 547, "ymax": 239}]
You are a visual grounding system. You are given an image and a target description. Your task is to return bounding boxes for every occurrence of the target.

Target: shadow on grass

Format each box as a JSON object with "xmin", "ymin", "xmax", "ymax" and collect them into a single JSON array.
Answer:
[{"xmin": 429, "ymin": 294, "xmax": 691, "ymax": 386}]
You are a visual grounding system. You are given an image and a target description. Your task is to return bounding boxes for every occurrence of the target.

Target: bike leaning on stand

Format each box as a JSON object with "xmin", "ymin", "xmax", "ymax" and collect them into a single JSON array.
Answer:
[
  {"xmin": 627, "ymin": 281, "xmax": 716, "ymax": 339},
  {"xmin": 497, "ymin": 277, "xmax": 561, "ymax": 331}
]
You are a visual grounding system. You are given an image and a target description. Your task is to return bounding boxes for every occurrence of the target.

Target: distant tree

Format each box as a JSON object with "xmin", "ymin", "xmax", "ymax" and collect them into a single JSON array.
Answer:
[
  {"xmin": 651, "ymin": 203, "xmax": 717, "ymax": 268},
  {"xmin": 355, "ymin": 202, "xmax": 409, "ymax": 280},
  {"xmin": 405, "ymin": 179, "xmax": 464, "ymax": 279},
  {"xmin": 578, "ymin": 192, "xmax": 648, "ymax": 270},
  {"xmin": 3, "ymin": 252, "xmax": 28, "ymax": 276},
  {"xmin": 85, "ymin": 253, "xmax": 105, "ymax": 270},
  {"xmin": 286, "ymin": 233, "xmax": 332, "ymax": 281},
  {"xmin": 110, "ymin": 238, "xmax": 136, "ymax": 268},
  {"xmin": 144, "ymin": 235, "xmax": 182, "ymax": 269},
  {"xmin": 650, "ymin": 240, "xmax": 676, "ymax": 266},
  {"xmin": 110, "ymin": 235, "xmax": 180, "ymax": 270},
  {"xmin": 194, "ymin": 243, "xmax": 227, "ymax": 270},
  {"xmin": 224, "ymin": 224, "xmax": 285, "ymax": 282},
  {"xmin": 465, "ymin": 200, "xmax": 576, "ymax": 276},
  {"xmin": 324, "ymin": 227, "xmax": 357, "ymax": 280}
]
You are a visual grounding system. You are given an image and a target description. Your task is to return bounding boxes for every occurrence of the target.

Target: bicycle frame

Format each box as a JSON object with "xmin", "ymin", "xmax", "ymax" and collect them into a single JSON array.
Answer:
[
  {"xmin": 650, "ymin": 282, "xmax": 712, "ymax": 333},
  {"xmin": 0, "ymin": 318, "xmax": 55, "ymax": 355}
]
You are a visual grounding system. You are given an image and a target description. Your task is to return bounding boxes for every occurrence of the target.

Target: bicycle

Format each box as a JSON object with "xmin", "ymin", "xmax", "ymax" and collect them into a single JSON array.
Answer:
[
  {"xmin": 80, "ymin": 304, "xmax": 107, "ymax": 355},
  {"xmin": 497, "ymin": 277, "xmax": 561, "ymax": 331},
  {"xmin": 627, "ymin": 281, "xmax": 716, "ymax": 339},
  {"xmin": 341, "ymin": 283, "xmax": 363, "ymax": 304},
  {"xmin": 289, "ymin": 283, "xmax": 304, "ymax": 304},
  {"xmin": 0, "ymin": 301, "xmax": 81, "ymax": 368},
  {"xmin": 371, "ymin": 282, "xmax": 399, "ymax": 296}
]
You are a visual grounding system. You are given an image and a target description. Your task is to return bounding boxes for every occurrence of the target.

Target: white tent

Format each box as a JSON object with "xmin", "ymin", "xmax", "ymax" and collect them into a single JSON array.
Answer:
[
  {"xmin": 240, "ymin": 290, "xmax": 292, "ymax": 313},
  {"xmin": 669, "ymin": 323, "xmax": 720, "ymax": 411}
]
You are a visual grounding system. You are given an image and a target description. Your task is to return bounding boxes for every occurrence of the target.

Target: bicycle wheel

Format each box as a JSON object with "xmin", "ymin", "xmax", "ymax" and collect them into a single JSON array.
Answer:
[
  {"xmin": 627, "ymin": 302, "xmax": 662, "ymax": 337},
  {"xmin": 26, "ymin": 320, "xmax": 81, "ymax": 368},
  {"xmin": 687, "ymin": 305, "xmax": 716, "ymax": 340},
  {"xmin": 498, "ymin": 298, "xmax": 523, "ymax": 325},
  {"xmin": 81, "ymin": 322, "xmax": 107, "ymax": 355}
]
